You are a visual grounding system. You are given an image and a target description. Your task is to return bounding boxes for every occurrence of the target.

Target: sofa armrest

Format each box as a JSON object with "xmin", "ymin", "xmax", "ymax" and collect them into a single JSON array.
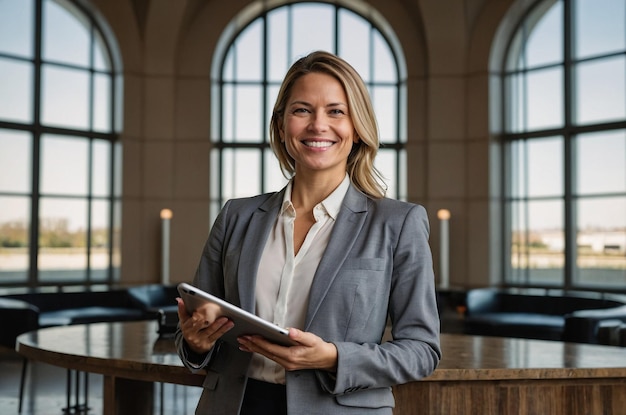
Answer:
[{"xmin": 563, "ymin": 305, "xmax": 626, "ymax": 344}]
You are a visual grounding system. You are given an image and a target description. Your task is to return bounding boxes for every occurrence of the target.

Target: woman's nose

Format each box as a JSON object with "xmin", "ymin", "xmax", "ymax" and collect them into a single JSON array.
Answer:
[{"xmin": 308, "ymin": 111, "xmax": 329, "ymax": 132}]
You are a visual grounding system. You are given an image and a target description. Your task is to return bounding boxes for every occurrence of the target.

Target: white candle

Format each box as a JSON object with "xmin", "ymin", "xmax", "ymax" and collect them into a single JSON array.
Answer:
[
  {"xmin": 437, "ymin": 209, "xmax": 450, "ymax": 289},
  {"xmin": 160, "ymin": 209, "xmax": 173, "ymax": 285}
]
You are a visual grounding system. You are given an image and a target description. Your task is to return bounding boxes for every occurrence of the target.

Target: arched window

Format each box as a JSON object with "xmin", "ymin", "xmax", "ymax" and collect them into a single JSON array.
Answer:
[
  {"xmin": 210, "ymin": 1, "xmax": 405, "ymax": 220},
  {"xmin": 0, "ymin": 0, "xmax": 120, "ymax": 289},
  {"xmin": 503, "ymin": 0, "xmax": 626, "ymax": 291}
]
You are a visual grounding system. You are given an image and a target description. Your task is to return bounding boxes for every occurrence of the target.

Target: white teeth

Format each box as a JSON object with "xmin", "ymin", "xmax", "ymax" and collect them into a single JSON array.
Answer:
[{"xmin": 304, "ymin": 141, "xmax": 333, "ymax": 148}]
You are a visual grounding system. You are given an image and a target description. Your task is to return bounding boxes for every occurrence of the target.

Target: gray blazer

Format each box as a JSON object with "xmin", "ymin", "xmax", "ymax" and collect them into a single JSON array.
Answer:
[{"xmin": 176, "ymin": 184, "xmax": 441, "ymax": 415}]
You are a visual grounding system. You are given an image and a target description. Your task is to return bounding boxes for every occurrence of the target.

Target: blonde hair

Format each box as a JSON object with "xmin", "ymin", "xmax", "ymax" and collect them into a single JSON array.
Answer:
[{"xmin": 269, "ymin": 50, "xmax": 386, "ymax": 199}]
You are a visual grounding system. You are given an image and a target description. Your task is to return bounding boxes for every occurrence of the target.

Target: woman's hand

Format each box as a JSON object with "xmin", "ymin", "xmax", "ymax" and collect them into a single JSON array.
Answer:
[
  {"xmin": 237, "ymin": 328, "xmax": 338, "ymax": 372},
  {"xmin": 177, "ymin": 297, "xmax": 234, "ymax": 354}
]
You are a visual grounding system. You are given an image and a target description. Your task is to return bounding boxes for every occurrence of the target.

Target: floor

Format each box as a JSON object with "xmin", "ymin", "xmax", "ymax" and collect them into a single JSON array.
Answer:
[{"xmin": 0, "ymin": 349, "xmax": 202, "ymax": 415}]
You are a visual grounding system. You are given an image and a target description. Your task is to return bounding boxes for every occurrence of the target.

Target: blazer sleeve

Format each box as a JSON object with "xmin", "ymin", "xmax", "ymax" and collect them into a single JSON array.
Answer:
[{"xmin": 320, "ymin": 204, "xmax": 441, "ymax": 395}]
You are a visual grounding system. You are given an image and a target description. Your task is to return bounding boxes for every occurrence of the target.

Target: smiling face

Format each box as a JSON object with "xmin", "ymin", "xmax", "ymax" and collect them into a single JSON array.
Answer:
[{"xmin": 280, "ymin": 72, "xmax": 358, "ymax": 179}]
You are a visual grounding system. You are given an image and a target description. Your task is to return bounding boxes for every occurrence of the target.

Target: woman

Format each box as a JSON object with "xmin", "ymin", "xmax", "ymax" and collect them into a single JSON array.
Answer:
[{"xmin": 176, "ymin": 50, "xmax": 441, "ymax": 415}]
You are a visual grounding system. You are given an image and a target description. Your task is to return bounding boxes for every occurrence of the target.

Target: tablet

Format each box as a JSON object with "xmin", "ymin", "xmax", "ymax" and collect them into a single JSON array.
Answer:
[{"xmin": 177, "ymin": 282, "xmax": 297, "ymax": 347}]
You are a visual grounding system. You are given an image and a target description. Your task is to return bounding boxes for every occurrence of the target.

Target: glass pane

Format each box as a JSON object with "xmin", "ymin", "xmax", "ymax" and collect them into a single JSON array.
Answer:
[
  {"xmin": 576, "ymin": 197, "xmax": 626, "ymax": 288},
  {"xmin": 266, "ymin": 85, "xmax": 280, "ymax": 140},
  {"xmin": 41, "ymin": 134, "xmax": 89, "ymax": 196},
  {"xmin": 525, "ymin": 0, "xmax": 562, "ymax": 68},
  {"xmin": 41, "ymin": 64, "xmax": 90, "ymax": 129},
  {"xmin": 264, "ymin": 148, "xmax": 288, "ymax": 193},
  {"xmin": 268, "ymin": 7, "xmax": 289, "ymax": 82},
  {"xmin": 511, "ymin": 137, "xmax": 563, "ymax": 198},
  {"xmin": 526, "ymin": 67, "xmax": 563, "ymax": 130},
  {"xmin": 93, "ymin": 73, "xmax": 111, "ymax": 132},
  {"xmin": 0, "ymin": 129, "xmax": 31, "ymax": 193},
  {"xmin": 90, "ymin": 199, "xmax": 110, "ymax": 282},
  {"xmin": 222, "ymin": 149, "xmax": 261, "ymax": 199},
  {"xmin": 0, "ymin": 58, "xmax": 33, "ymax": 123},
  {"xmin": 371, "ymin": 86, "xmax": 397, "ymax": 142},
  {"xmin": 93, "ymin": 31, "xmax": 111, "ymax": 71},
  {"xmin": 373, "ymin": 31, "xmax": 397, "ymax": 83},
  {"xmin": 92, "ymin": 140, "xmax": 111, "ymax": 197},
  {"xmin": 506, "ymin": 73, "xmax": 524, "ymax": 133},
  {"xmin": 338, "ymin": 9, "xmax": 370, "ymax": 81},
  {"xmin": 235, "ymin": 19, "xmax": 263, "ymax": 81},
  {"xmin": 39, "ymin": 197, "xmax": 88, "ymax": 282},
  {"xmin": 576, "ymin": 130, "xmax": 626, "ymax": 195},
  {"xmin": 575, "ymin": 0, "xmax": 626, "ymax": 59},
  {"xmin": 397, "ymin": 149, "xmax": 406, "ymax": 200},
  {"xmin": 111, "ymin": 199, "xmax": 121, "ymax": 281},
  {"xmin": 292, "ymin": 4, "xmax": 334, "ymax": 57},
  {"xmin": 0, "ymin": 196, "xmax": 30, "ymax": 283},
  {"xmin": 234, "ymin": 85, "xmax": 263, "ymax": 142},
  {"xmin": 0, "ymin": 0, "xmax": 33, "ymax": 58},
  {"xmin": 43, "ymin": 0, "xmax": 90, "ymax": 67},
  {"xmin": 222, "ymin": 84, "xmax": 235, "ymax": 142},
  {"xmin": 510, "ymin": 199, "xmax": 564, "ymax": 285},
  {"xmin": 375, "ymin": 149, "xmax": 397, "ymax": 199},
  {"xmin": 575, "ymin": 56, "xmax": 626, "ymax": 125}
]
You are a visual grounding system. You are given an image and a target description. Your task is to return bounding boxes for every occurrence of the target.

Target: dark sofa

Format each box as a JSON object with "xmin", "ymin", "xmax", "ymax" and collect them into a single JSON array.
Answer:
[
  {"xmin": 1, "ymin": 284, "xmax": 179, "ymax": 338},
  {"xmin": 563, "ymin": 304, "xmax": 626, "ymax": 345},
  {"xmin": 463, "ymin": 287, "xmax": 626, "ymax": 343}
]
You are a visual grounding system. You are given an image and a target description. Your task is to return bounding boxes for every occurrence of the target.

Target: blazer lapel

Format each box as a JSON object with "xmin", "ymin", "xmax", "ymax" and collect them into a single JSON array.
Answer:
[
  {"xmin": 305, "ymin": 185, "xmax": 369, "ymax": 329},
  {"xmin": 237, "ymin": 190, "xmax": 285, "ymax": 312}
]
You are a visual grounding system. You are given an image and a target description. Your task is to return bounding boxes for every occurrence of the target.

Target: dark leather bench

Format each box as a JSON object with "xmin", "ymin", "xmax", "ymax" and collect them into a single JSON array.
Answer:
[{"xmin": 463, "ymin": 288, "xmax": 626, "ymax": 342}]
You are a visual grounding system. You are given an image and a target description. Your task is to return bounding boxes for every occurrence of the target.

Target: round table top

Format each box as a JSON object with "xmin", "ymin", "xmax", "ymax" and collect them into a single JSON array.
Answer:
[{"xmin": 17, "ymin": 321, "xmax": 626, "ymax": 385}]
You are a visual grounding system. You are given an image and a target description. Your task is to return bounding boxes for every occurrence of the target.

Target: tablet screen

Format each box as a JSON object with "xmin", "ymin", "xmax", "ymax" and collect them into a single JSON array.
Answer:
[{"xmin": 177, "ymin": 283, "xmax": 297, "ymax": 347}]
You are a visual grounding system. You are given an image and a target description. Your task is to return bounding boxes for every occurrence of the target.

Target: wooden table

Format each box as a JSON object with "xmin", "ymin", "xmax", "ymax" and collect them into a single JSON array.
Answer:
[{"xmin": 17, "ymin": 321, "xmax": 626, "ymax": 414}]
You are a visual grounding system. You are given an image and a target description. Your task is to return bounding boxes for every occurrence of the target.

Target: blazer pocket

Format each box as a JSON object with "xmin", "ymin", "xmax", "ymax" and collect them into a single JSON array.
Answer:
[
  {"xmin": 335, "ymin": 387, "xmax": 394, "ymax": 409},
  {"xmin": 340, "ymin": 257, "xmax": 386, "ymax": 271}
]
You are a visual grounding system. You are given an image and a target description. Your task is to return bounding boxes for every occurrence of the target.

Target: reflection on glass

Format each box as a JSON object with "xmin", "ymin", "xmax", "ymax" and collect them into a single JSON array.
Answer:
[
  {"xmin": 222, "ymin": 149, "xmax": 261, "ymax": 200},
  {"xmin": 235, "ymin": 19, "xmax": 262, "ymax": 81},
  {"xmin": 510, "ymin": 137, "xmax": 563, "ymax": 198},
  {"xmin": 575, "ymin": 0, "xmax": 625, "ymax": 59},
  {"xmin": 526, "ymin": 68, "xmax": 563, "ymax": 131},
  {"xmin": 43, "ymin": 0, "xmax": 89, "ymax": 66},
  {"xmin": 292, "ymin": 4, "xmax": 333, "ymax": 57},
  {"xmin": 42, "ymin": 64, "xmax": 90, "ymax": 129},
  {"xmin": 576, "ymin": 197, "xmax": 626, "ymax": 287},
  {"xmin": 0, "ymin": 196, "xmax": 30, "ymax": 283},
  {"xmin": 0, "ymin": 129, "xmax": 32, "ymax": 193},
  {"xmin": 510, "ymin": 199, "xmax": 564, "ymax": 285},
  {"xmin": 0, "ymin": 58, "xmax": 33, "ymax": 123},
  {"xmin": 0, "ymin": 0, "xmax": 33, "ymax": 58},
  {"xmin": 575, "ymin": 57, "xmax": 626, "ymax": 125},
  {"xmin": 576, "ymin": 130, "xmax": 626, "ymax": 195},
  {"xmin": 38, "ymin": 197, "xmax": 87, "ymax": 282},
  {"xmin": 41, "ymin": 134, "xmax": 89, "ymax": 196}
]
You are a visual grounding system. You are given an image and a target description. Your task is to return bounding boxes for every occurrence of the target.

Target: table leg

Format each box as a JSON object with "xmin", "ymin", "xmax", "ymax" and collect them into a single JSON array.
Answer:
[{"xmin": 103, "ymin": 375, "xmax": 154, "ymax": 415}]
